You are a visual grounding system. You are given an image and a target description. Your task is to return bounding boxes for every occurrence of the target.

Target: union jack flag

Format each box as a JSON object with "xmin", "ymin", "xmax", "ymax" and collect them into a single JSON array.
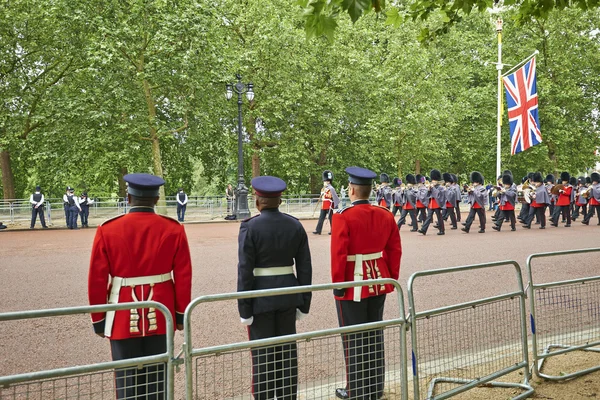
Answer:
[{"xmin": 503, "ymin": 57, "xmax": 542, "ymax": 155}]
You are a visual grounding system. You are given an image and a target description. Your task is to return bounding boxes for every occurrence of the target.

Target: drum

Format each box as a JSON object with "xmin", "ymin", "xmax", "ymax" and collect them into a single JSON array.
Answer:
[{"xmin": 551, "ymin": 184, "xmax": 564, "ymax": 195}]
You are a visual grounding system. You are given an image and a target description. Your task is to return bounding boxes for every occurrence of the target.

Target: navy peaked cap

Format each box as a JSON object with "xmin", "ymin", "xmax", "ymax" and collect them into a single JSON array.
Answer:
[
  {"xmin": 252, "ymin": 176, "xmax": 286, "ymax": 198},
  {"xmin": 345, "ymin": 167, "xmax": 377, "ymax": 185},
  {"xmin": 124, "ymin": 173, "xmax": 165, "ymax": 197}
]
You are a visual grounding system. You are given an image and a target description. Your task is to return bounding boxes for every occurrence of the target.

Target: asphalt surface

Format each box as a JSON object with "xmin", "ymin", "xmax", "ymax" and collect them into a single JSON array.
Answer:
[{"xmin": 1, "ymin": 212, "xmax": 599, "ymax": 381}]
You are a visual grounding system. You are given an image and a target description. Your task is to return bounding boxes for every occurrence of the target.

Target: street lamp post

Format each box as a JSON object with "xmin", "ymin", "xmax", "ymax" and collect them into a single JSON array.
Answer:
[{"xmin": 226, "ymin": 74, "xmax": 254, "ymax": 220}]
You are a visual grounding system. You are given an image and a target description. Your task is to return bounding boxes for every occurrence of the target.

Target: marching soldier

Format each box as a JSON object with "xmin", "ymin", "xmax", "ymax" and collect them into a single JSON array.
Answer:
[
  {"xmin": 582, "ymin": 172, "xmax": 600, "ymax": 225},
  {"xmin": 572, "ymin": 177, "xmax": 588, "ymax": 221},
  {"xmin": 441, "ymin": 172, "xmax": 458, "ymax": 230},
  {"xmin": 418, "ymin": 169, "xmax": 446, "ymax": 235},
  {"xmin": 29, "ymin": 186, "xmax": 48, "ymax": 229},
  {"xmin": 415, "ymin": 174, "xmax": 428, "ymax": 223},
  {"xmin": 461, "ymin": 172, "xmax": 487, "ymax": 233},
  {"xmin": 79, "ymin": 192, "xmax": 94, "ymax": 228},
  {"xmin": 331, "ymin": 167, "xmax": 401, "ymax": 400},
  {"xmin": 397, "ymin": 174, "xmax": 418, "ymax": 231},
  {"xmin": 391, "ymin": 177, "xmax": 403, "ymax": 216},
  {"xmin": 376, "ymin": 173, "xmax": 393, "ymax": 209},
  {"xmin": 88, "ymin": 173, "xmax": 192, "ymax": 400},
  {"xmin": 517, "ymin": 173, "xmax": 533, "ymax": 223},
  {"xmin": 551, "ymin": 172, "xmax": 572, "ymax": 227},
  {"xmin": 451, "ymin": 174, "xmax": 462, "ymax": 222},
  {"xmin": 237, "ymin": 176, "xmax": 312, "ymax": 400},
  {"xmin": 521, "ymin": 172, "xmax": 550, "ymax": 229},
  {"xmin": 313, "ymin": 170, "xmax": 339, "ymax": 235},
  {"xmin": 176, "ymin": 188, "xmax": 188, "ymax": 222},
  {"xmin": 545, "ymin": 174, "xmax": 556, "ymax": 218},
  {"xmin": 492, "ymin": 174, "xmax": 517, "ymax": 232}
]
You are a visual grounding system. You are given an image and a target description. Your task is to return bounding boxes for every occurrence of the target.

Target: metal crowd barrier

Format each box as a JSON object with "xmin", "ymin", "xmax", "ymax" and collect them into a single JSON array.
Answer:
[
  {"xmin": 408, "ymin": 261, "xmax": 534, "ymax": 400},
  {"xmin": 527, "ymin": 247, "xmax": 600, "ymax": 380},
  {"xmin": 183, "ymin": 279, "xmax": 409, "ymax": 400},
  {"xmin": 0, "ymin": 301, "xmax": 175, "ymax": 400}
]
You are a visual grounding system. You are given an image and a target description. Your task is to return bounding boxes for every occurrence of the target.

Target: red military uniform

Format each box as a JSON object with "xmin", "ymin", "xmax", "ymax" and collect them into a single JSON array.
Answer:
[
  {"xmin": 331, "ymin": 201, "xmax": 401, "ymax": 302},
  {"xmin": 556, "ymin": 185, "xmax": 572, "ymax": 206},
  {"xmin": 88, "ymin": 209, "xmax": 192, "ymax": 339}
]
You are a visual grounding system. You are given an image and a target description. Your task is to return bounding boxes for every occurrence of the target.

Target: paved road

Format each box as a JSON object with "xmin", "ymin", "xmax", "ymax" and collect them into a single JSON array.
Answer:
[{"xmin": 1, "ymin": 213, "xmax": 598, "ymax": 379}]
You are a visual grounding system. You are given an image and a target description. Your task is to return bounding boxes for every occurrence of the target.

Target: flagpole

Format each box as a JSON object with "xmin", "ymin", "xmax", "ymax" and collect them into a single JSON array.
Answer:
[
  {"xmin": 496, "ymin": 17, "xmax": 503, "ymax": 181},
  {"xmin": 502, "ymin": 50, "xmax": 540, "ymax": 77}
]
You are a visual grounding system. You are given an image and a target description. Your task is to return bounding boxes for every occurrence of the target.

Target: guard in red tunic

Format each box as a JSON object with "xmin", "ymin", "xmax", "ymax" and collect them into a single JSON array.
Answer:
[
  {"xmin": 314, "ymin": 170, "xmax": 339, "ymax": 235},
  {"xmin": 492, "ymin": 174, "xmax": 517, "ymax": 232},
  {"xmin": 418, "ymin": 169, "xmax": 446, "ymax": 235},
  {"xmin": 331, "ymin": 167, "xmax": 402, "ymax": 400},
  {"xmin": 582, "ymin": 172, "xmax": 600, "ymax": 225},
  {"xmin": 461, "ymin": 171, "xmax": 487, "ymax": 233},
  {"xmin": 551, "ymin": 172, "xmax": 573, "ymax": 227},
  {"xmin": 521, "ymin": 172, "xmax": 550, "ymax": 229},
  {"xmin": 88, "ymin": 173, "xmax": 192, "ymax": 400}
]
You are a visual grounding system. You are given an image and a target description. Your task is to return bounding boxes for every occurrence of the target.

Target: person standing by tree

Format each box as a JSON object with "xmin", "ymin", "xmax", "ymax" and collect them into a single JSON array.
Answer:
[
  {"xmin": 29, "ymin": 186, "xmax": 48, "ymax": 229},
  {"xmin": 176, "ymin": 188, "xmax": 188, "ymax": 222},
  {"xmin": 226, "ymin": 184, "xmax": 235, "ymax": 216}
]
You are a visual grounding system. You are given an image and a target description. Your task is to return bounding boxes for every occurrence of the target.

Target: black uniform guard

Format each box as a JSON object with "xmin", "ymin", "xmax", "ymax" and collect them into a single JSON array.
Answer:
[
  {"xmin": 238, "ymin": 176, "xmax": 312, "ymax": 400},
  {"xmin": 30, "ymin": 186, "xmax": 48, "ymax": 229},
  {"xmin": 79, "ymin": 192, "xmax": 91, "ymax": 228}
]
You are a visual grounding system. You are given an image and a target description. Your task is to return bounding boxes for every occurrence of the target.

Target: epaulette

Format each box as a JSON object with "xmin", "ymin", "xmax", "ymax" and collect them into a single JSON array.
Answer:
[
  {"xmin": 158, "ymin": 214, "xmax": 181, "ymax": 224},
  {"xmin": 242, "ymin": 214, "xmax": 260, "ymax": 223},
  {"xmin": 282, "ymin": 212, "xmax": 299, "ymax": 220},
  {"xmin": 336, "ymin": 205, "xmax": 354, "ymax": 214},
  {"xmin": 100, "ymin": 214, "xmax": 126, "ymax": 226},
  {"xmin": 372, "ymin": 204, "xmax": 392, "ymax": 212}
]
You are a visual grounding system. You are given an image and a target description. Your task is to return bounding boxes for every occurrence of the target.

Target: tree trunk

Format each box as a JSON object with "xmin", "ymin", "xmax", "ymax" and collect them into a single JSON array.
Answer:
[
  {"xmin": 0, "ymin": 150, "xmax": 16, "ymax": 200},
  {"xmin": 415, "ymin": 159, "xmax": 421, "ymax": 175},
  {"xmin": 118, "ymin": 167, "xmax": 128, "ymax": 198},
  {"xmin": 251, "ymin": 152, "xmax": 260, "ymax": 178}
]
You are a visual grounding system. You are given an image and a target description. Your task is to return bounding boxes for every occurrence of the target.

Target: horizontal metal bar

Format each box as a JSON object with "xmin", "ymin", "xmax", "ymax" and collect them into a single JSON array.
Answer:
[
  {"xmin": 0, "ymin": 354, "xmax": 169, "ymax": 387},
  {"xmin": 190, "ymin": 318, "xmax": 404, "ymax": 357},
  {"xmin": 538, "ymin": 341, "xmax": 600, "ymax": 359},
  {"xmin": 531, "ymin": 275, "xmax": 600, "ymax": 290},
  {"xmin": 413, "ymin": 291, "xmax": 523, "ymax": 319},
  {"xmin": 538, "ymin": 364, "xmax": 600, "ymax": 381}
]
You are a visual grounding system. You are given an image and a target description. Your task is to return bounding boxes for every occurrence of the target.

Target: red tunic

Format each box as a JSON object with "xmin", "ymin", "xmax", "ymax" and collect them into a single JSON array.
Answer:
[
  {"xmin": 322, "ymin": 190, "xmax": 333, "ymax": 210},
  {"xmin": 331, "ymin": 202, "xmax": 402, "ymax": 302},
  {"xmin": 531, "ymin": 200, "xmax": 545, "ymax": 208},
  {"xmin": 472, "ymin": 202, "xmax": 482, "ymax": 209},
  {"xmin": 556, "ymin": 186, "xmax": 572, "ymax": 206},
  {"xmin": 416, "ymin": 200, "xmax": 426, "ymax": 209},
  {"xmin": 402, "ymin": 202, "xmax": 414, "ymax": 210},
  {"xmin": 445, "ymin": 201, "xmax": 454, "ymax": 208},
  {"xmin": 591, "ymin": 197, "xmax": 599, "ymax": 206},
  {"xmin": 88, "ymin": 210, "xmax": 192, "ymax": 340},
  {"xmin": 500, "ymin": 203, "xmax": 515, "ymax": 211},
  {"xmin": 428, "ymin": 198, "xmax": 440, "ymax": 209}
]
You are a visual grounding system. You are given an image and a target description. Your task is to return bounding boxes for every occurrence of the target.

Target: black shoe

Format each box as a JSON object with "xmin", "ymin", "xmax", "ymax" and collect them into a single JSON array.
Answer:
[
  {"xmin": 522, "ymin": 225, "xmax": 531, "ymax": 229},
  {"xmin": 433, "ymin": 224, "xmax": 439, "ymax": 229},
  {"xmin": 539, "ymin": 226, "xmax": 545, "ymax": 229},
  {"xmin": 565, "ymin": 224, "xmax": 571, "ymax": 227},
  {"xmin": 418, "ymin": 229, "xmax": 426, "ymax": 235},
  {"xmin": 328, "ymin": 232, "xmax": 331, "ymax": 235},
  {"xmin": 335, "ymin": 388, "xmax": 349, "ymax": 399},
  {"xmin": 551, "ymin": 223, "xmax": 558, "ymax": 227},
  {"xmin": 491, "ymin": 217, "xmax": 497, "ymax": 222},
  {"xmin": 478, "ymin": 229, "xmax": 485, "ymax": 233},
  {"xmin": 451, "ymin": 226, "xmax": 457, "ymax": 230},
  {"xmin": 29, "ymin": 227, "xmax": 34, "ymax": 229},
  {"xmin": 511, "ymin": 227, "xmax": 516, "ymax": 231},
  {"xmin": 535, "ymin": 221, "xmax": 540, "ymax": 225},
  {"xmin": 312, "ymin": 231, "xmax": 321, "ymax": 235},
  {"xmin": 461, "ymin": 227, "xmax": 469, "ymax": 233},
  {"xmin": 43, "ymin": 226, "xmax": 49, "ymax": 229},
  {"xmin": 461, "ymin": 222, "xmax": 467, "ymax": 226},
  {"xmin": 492, "ymin": 225, "xmax": 500, "ymax": 231},
  {"xmin": 437, "ymin": 231, "xmax": 445, "ymax": 235},
  {"xmin": 410, "ymin": 228, "xmax": 418, "ymax": 232},
  {"xmin": 582, "ymin": 221, "xmax": 589, "ymax": 225}
]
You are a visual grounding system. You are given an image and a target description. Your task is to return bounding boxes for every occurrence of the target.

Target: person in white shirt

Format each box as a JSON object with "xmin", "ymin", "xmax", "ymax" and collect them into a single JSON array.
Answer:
[
  {"xmin": 79, "ymin": 192, "xmax": 94, "ymax": 228},
  {"xmin": 63, "ymin": 186, "xmax": 72, "ymax": 226},
  {"xmin": 66, "ymin": 188, "xmax": 81, "ymax": 229},
  {"xmin": 30, "ymin": 186, "xmax": 48, "ymax": 229},
  {"xmin": 176, "ymin": 187, "xmax": 188, "ymax": 222}
]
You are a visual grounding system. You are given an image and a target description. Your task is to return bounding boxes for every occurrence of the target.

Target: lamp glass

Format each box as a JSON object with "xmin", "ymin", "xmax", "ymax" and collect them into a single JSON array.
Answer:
[{"xmin": 246, "ymin": 90, "xmax": 254, "ymax": 101}]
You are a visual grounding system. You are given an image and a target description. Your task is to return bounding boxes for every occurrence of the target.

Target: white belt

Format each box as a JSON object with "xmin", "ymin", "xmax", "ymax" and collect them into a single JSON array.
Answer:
[
  {"xmin": 253, "ymin": 266, "xmax": 294, "ymax": 277},
  {"xmin": 104, "ymin": 272, "xmax": 172, "ymax": 337},
  {"xmin": 347, "ymin": 252, "xmax": 383, "ymax": 303}
]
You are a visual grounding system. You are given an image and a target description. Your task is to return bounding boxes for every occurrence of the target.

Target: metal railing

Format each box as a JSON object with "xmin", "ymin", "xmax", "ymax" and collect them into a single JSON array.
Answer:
[
  {"xmin": 408, "ymin": 261, "xmax": 534, "ymax": 400},
  {"xmin": 526, "ymin": 247, "xmax": 600, "ymax": 380},
  {"xmin": 183, "ymin": 279, "xmax": 409, "ymax": 400},
  {"xmin": 0, "ymin": 301, "xmax": 175, "ymax": 400}
]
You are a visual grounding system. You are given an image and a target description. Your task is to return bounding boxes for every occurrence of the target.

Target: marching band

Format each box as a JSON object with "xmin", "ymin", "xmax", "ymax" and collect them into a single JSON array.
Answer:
[{"xmin": 368, "ymin": 169, "xmax": 600, "ymax": 234}]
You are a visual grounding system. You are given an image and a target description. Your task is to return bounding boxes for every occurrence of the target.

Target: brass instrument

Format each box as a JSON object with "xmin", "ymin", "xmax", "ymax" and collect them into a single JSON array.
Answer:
[
  {"xmin": 581, "ymin": 186, "xmax": 593, "ymax": 199},
  {"xmin": 491, "ymin": 185, "xmax": 503, "ymax": 197},
  {"xmin": 550, "ymin": 184, "xmax": 565, "ymax": 196},
  {"xmin": 517, "ymin": 180, "xmax": 532, "ymax": 203}
]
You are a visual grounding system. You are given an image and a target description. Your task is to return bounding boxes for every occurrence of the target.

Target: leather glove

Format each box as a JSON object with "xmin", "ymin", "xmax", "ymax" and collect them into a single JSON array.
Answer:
[
  {"xmin": 296, "ymin": 309, "xmax": 308, "ymax": 321},
  {"xmin": 240, "ymin": 316, "xmax": 254, "ymax": 326}
]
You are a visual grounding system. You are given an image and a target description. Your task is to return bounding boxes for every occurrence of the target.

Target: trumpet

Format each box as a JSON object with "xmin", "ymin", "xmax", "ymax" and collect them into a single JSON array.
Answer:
[
  {"xmin": 491, "ymin": 185, "xmax": 503, "ymax": 197},
  {"xmin": 581, "ymin": 186, "xmax": 593, "ymax": 199}
]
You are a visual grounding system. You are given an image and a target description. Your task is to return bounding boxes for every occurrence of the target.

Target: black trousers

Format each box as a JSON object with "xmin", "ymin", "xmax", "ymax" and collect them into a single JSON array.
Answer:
[
  {"xmin": 314, "ymin": 209, "xmax": 332, "ymax": 234},
  {"xmin": 552, "ymin": 205, "xmax": 571, "ymax": 225},
  {"xmin": 80, "ymin": 206, "xmax": 89, "ymax": 226},
  {"xmin": 464, "ymin": 208, "xmax": 486, "ymax": 231},
  {"xmin": 572, "ymin": 204, "xmax": 587, "ymax": 220},
  {"xmin": 391, "ymin": 205, "xmax": 401, "ymax": 217},
  {"xmin": 518, "ymin": 203, "xmax": 530, "ymax": 220},
  {"xmin": 548, "ymin": 203, "xmax": 555, "ymax": 218},
  {"xmin": 455, "ymin": 200, "xmax": 461, "ymax": 222},
  {"xmin": 524, "ymin": 205, "xmax": 546, "ymax": 227},
  {"xmin": 416, "ymin": 208, "xmax": 426, "ymax": 223},
  {"xmin": 420, "ymin": 208, "xmax": 444, "ymax": 233},
  {"xmin": 110, "ymin": 335, "xmax": 166, "ymax": 400},
  {"xmin": 30, "ymin": 206, "xmax": 47, "ymax": 228},
  {"xmin": 397, "ymin": 209, "xmax": 417, "ymax": 230},
  {"xmin": 336, "ymin": 295, "xmax": 386, "ymax": 400},
  {"xmin": 63, "ymin": 204, "xmax": 69, "ymax": 226},
  {"xmin": 248, "ymin": 308, "xmax": 297, "ymax": 400},
  {"xmin": 583, "ymin": 205, "xmax": 600, "ymax": 224},
  {"xmin": 176, "ymin": 204, "xmax": 186, "ymax": 222},
  {"xmin": 442, "ymin": 207, "xmax": 457, "ymax": 228},
  {"xmin": 495, "ymin": 209, "xmax": 516, "ymax": 230}
]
